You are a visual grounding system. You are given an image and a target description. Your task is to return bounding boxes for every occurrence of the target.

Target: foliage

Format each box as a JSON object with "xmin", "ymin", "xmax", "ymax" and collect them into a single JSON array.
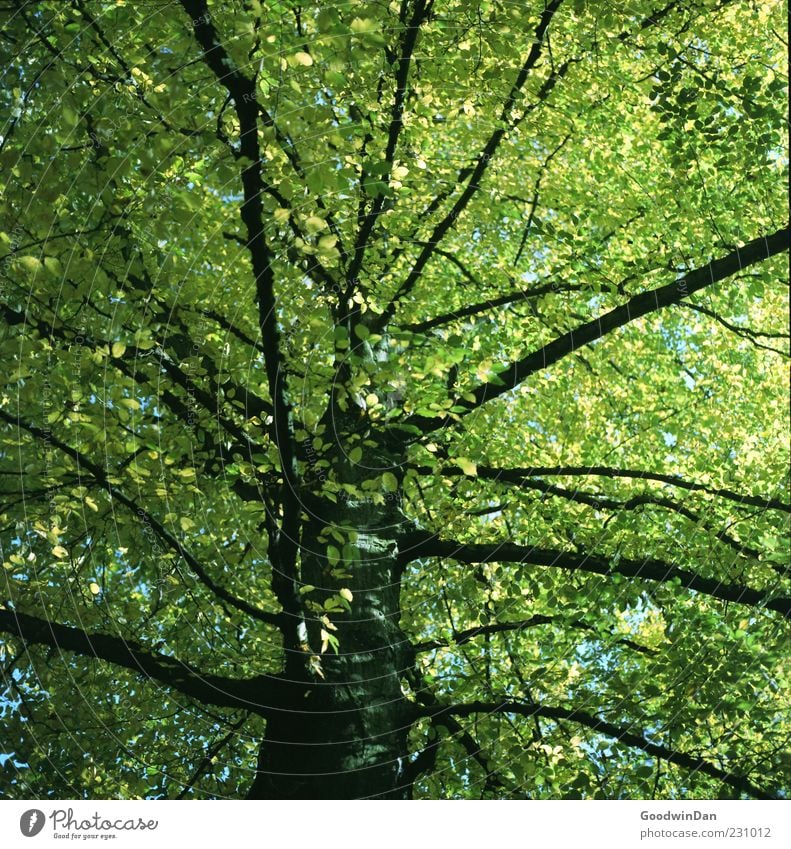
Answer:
[{"xmin": 0, "ymin": 0, "xmax": 788, "ymax": 799}]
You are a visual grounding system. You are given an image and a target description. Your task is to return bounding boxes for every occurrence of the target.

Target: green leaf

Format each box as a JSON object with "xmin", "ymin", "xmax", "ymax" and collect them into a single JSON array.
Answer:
[{"xmin": 381, "ymin": 472, "xmax": 398, "ymax": 492}]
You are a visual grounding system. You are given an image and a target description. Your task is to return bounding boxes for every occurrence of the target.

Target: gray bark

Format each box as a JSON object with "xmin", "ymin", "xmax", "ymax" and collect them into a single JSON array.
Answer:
[{"xmin": 248, "ymin": 431, "xmax": 417, "ymax": 799}]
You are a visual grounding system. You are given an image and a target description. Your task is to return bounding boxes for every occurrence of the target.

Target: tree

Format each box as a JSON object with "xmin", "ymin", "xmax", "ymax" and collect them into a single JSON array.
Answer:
[{"xmin": 0, "ymin": 0, "xmax": 788, "ymax": 801}]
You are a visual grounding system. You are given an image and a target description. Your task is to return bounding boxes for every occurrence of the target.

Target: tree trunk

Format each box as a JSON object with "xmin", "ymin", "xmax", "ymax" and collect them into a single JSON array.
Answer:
[{"xmin": 248, "ymin": 435, "xmax": 417, "ymax": 799}]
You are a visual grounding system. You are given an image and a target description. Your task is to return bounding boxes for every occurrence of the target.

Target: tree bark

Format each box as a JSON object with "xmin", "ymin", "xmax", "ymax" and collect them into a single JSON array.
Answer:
[{"xmin": 248, "ymin": 434, "xmax": 416, "ymax": 799}]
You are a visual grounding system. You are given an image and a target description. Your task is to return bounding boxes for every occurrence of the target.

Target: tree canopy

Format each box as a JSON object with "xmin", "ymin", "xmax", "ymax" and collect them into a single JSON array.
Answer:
[{"xmin": 0, "ymin": 0, "xmax": 788, "ymax": 800}]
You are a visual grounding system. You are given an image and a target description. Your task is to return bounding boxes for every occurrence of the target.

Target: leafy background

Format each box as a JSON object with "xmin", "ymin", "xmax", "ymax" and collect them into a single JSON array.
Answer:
[{"xmin": 0, "ymin": 0, "xmax": 788, "ymax": 798}]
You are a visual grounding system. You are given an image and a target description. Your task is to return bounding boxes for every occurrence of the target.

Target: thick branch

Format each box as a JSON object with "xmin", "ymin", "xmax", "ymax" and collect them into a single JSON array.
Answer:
[
  {"xmin": 0, "ymin": 609, "xmax": 275, "ymax": 714},
  {"xmin": 404, "ymin": 227, "xmax": 790, "ymax": 434},
  {"xmin": 422, "ymin": 700, "xmax": 777, "ymax": 799},
  {"xmin": 397, "ymin": 531, "xmax": 791, "ymax": 617},
  {"xmin": 181, "ymin": 0, "xmax": 302, "ymax": 615}
]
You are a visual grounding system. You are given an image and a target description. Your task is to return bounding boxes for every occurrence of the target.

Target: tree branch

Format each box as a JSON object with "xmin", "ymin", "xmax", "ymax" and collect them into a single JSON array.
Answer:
[
  {"xmin": 421, "ymin": 700, "xmax": 778, "ymax": 799},
  {"xmin": 175, "ymin": 713, "xmax": 248, "ymax": 798},
  {"xmin": 408, "ymin": 669, "xmax": 505, "ymax": 794},
  {"xmin": 428, "ymin": 465, "xmax": 766, "ymax": 560},
  {"xmin": 180, "ymin": 0, "xmax": 303, "ymax": 624},
  {"xmin": 0, "ymin": 408, "xmax": 283, "ymax": 628},
  {"xmin": 438, "ymin": 461, "xmax": 791, "ymax": 514},
  {"xmin": 512, "ymin": 132, "xmax": 573, "ymax": 266},
  {"xmin": 2, "ymin": 292, "xmax": 267, "ymax": 462},
  {"xmin": 378, "ymin": 0, "xmax": 568, "ymax": 327},
  {"xmin": 0, "ymin": 608, "xmax": 277, "ymax": 714},
  {"xmin": 404, "ymin": 227, "xmax": 790, "ymax": 434},
  {"xmin": 413, "ymin": 614, "xmax": 658, "ymax": 656},
  {"xmin": 679, "ymin": 301, "xmax": 790, "ymax": 357},
  {"xmin": 345, "ymin": 0, "xmax": 433, "ymax": 297},
  {"xmin": 397, "ymin": 531, "xmax": 791, "ymax": 617},
  {"xmin": 404, "ymin": 279, "xmax": 583, "ymax": 334}
]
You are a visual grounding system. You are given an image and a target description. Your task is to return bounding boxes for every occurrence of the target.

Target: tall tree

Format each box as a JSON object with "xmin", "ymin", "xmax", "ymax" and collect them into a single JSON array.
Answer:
[{"xmin": 0, "ymin": 0, "xmax": 788, "ymax": 800}]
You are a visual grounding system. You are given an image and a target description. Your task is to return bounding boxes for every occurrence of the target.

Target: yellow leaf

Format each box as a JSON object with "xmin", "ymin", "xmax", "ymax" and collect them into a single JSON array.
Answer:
[
  {"xmin": 89, "ymin": 582, "xmax": 101, "ymax": 595},
  {"xmin": 293, "ymin": 51, "xmax": 313, "ymax": 66},
  {"xmin": 119, "ymin": 397, "xmax": 140, "ymax": 410},
  {"xmin": 339, "ymin": 587, "xmax": 353, "ymax": 603},
  {"xmin": 52, "ymin": 545, "xmax": 68, "ymax": 559},
  {"xmin": 350, "ymin": 17, "xmax": 377, "ymax": 33},
  {"xmin": 305, "ymin": 215, "xmax": 328, "ymax": 233},
  {"xmin": 454, "ymin": 457, "xmax": 477, "ymax": 476},
  {"xmin": 18, "ymin": 255, "xmax": 42, "ymax": 274}
]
